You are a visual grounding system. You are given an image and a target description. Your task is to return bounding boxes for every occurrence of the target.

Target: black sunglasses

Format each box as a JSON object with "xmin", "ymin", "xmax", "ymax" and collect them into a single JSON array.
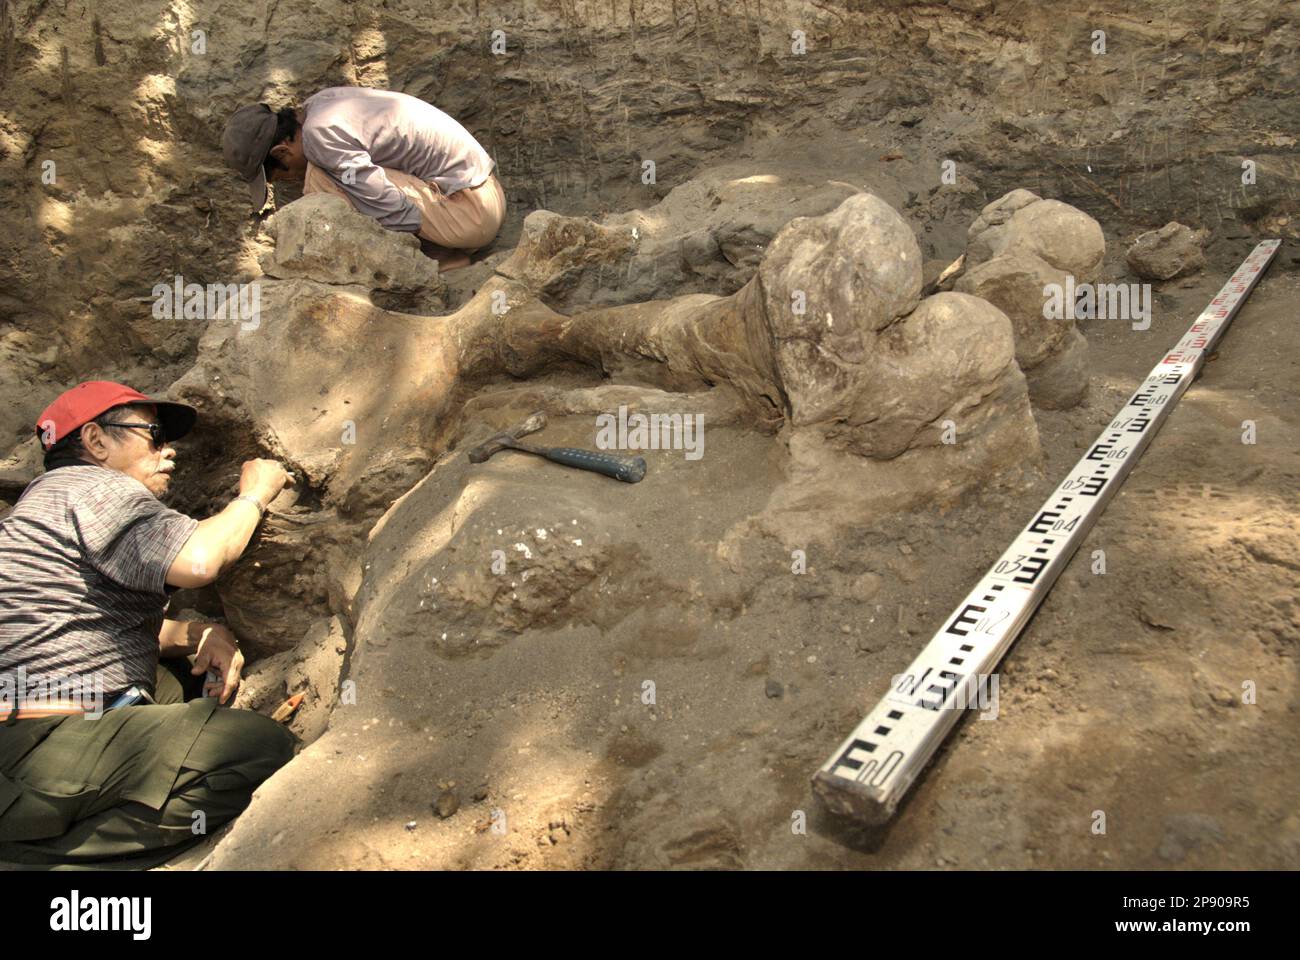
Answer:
[{"xmin": 98, "ymin": 421, "xmax": 167, "ymax": 449}]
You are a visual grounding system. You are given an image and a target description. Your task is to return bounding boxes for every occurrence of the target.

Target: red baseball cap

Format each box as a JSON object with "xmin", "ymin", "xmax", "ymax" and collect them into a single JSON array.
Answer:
[{"xmin": 35, "ymin": 381, "xmax": 197, "ymax": 451}]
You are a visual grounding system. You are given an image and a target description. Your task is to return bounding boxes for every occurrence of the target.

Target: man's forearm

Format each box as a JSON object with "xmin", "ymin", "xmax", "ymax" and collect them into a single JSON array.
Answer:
[
  {"xmin": 168, "ymin": 495, "xmax": 265, "ymax": 588},
  {"xmin": 159, "ymin": 618, "xmax": 199, "ymax": 656},
  {"xmin": 196, "ymin": 496, "xmax": 264, "ymax": 574}
]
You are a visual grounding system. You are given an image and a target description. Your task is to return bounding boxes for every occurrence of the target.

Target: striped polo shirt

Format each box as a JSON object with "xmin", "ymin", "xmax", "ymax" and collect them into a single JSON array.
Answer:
[{"xmin": 0, "ymin": 465, "xmax": 198, "ymax": 699}]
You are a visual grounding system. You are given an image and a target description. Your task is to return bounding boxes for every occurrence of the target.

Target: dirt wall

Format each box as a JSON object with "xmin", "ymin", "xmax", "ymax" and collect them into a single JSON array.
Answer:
[{"xmin": 1, "ymin": 0, "xmax": 1295, "ymax": 465}]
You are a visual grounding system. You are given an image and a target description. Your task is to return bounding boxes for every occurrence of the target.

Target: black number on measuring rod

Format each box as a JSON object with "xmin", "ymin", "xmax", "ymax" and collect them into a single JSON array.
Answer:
[
  {"xmin": 893, "ymin": 669, "xmax": 931, "ymax": 697},
  {"xmin": 979, "ymin": 608, "xmax": 1011, "ymax": 633},
  {"xmin": 1146, "ymin": 371, "xmax": 1182, "ymax": 386},
  {"xmin": 1062, "ymin": 474, "xmax": 1107, "ymax": 496},
  {"xmin": 1011, "ymin": 555, "xmax": 1049, "ymax": 584}
]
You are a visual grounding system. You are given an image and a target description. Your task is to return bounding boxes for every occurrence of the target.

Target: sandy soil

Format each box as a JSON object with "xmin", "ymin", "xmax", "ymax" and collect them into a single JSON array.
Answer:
[{"xmin": 161, "ymin": 129, "xmax": 1300, "ymax": 871}]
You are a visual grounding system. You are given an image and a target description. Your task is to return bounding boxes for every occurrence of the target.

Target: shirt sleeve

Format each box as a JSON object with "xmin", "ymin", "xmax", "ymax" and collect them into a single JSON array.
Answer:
[
  {"xmin": 70, "ymin": 475, "xmax": 200, "ymax": 596},
  {"xmin": 303, "ymin": 124, "xmax": 424, "ymax": 232}
]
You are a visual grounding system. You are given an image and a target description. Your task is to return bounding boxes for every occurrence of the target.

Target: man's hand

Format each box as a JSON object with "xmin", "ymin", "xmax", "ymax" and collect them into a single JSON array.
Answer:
[
  {"xmin": 239, "ymin": 458, "xmax": 293, "ymax": 508},
  {"xmin": 167, "ymin": 458, "xmax": 294, "ymax": 590},
  {"xmin": 190, "ymin": 622, "xmax": 245, "ymax": 704}
]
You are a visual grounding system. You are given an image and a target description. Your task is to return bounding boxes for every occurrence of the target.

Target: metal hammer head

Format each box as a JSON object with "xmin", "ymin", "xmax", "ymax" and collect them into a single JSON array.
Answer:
[{"xmin": 466, "ymin": 411, "xmax": 548, "ymax": 463}]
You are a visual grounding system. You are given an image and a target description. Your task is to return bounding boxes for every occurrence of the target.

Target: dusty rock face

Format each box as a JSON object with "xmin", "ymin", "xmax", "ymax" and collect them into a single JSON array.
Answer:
[
  {"xmin": 1021, "ymin": 327, "xmax": 1089, "ymax": 411},
  {"xmin": 2, "ymin": 0, "xmax": 1295, "ymax": 474},
  {"xmin": 195, "ymin": 186, "xmax": 1047, "ymax": 866},
  {"xmin": 495, "ymin": 210, "xmax": 635, "ymax": 311},
  {"xmin": 234, "ymin": 615, "xmax": 349, "ymax": 744},
  {"xmin": 1126, "ymin": 222, "xmax": 1209, "ymax": 280},
  {"xmin": 164, "ymin": 200, "xmax": 462, "ymax": 652},
  {"xmin": 746, "ymin": 194, "xmax": 1035, "ymax": 469},
  {"xmin": 600, "ymin": 169, "xmax": 865, "ymax": 303},
  {"xmin": 202, "ymin": 384, "xmax": 788, "ymax": 869},
  {"xmin": 957, "ymin": 190, "xmax": 1103, "ymax": 409},
  {"xmin": 497, "ymin": 170, "xmax": 867, "ymax": 312},
  {"xmin": 208, "ymin": 188, "xmax": 1033, "ymax": 490},
  {"xmin": 261, "ymin": 195, "xmax": 447, "ymax": 313},
  {"xmin": 965, "ymin": 189, "xmax": 1105, "ymax": 278},
  {"xmin": 957, "ymin": 254, "xmax": 1071, "ymax": 371},
  {"xmin": 754, "ymin": 193, "xmax": 923, "ymax": 431},
  {"xmin": 171, "ymin": 279, "xmax": 452, "ymax": 514},
  {"xmin": 168, "ymin": 190, "xmax": 484, "ymax": 521},
  {"xmin": 213, "ymin": 507, "xmax": 360, "ymax": 657}
]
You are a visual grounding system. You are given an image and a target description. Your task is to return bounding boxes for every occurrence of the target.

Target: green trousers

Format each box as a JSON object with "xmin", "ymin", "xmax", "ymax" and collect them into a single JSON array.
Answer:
[{"xmin": 0, "ymin": 658, "xmax": 295, "ymax": 870}]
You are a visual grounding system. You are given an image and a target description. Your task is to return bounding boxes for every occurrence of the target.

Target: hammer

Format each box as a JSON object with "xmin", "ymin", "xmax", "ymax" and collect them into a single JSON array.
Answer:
[{"xmin": 467, "ymin": 411, "xmax": 646, "ymax": 483}]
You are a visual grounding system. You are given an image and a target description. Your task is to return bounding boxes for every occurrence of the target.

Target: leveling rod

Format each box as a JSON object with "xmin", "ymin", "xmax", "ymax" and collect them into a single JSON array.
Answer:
[{"xmin": 813, "ymin": 240, "xmax": 1282, "ymax": 823}]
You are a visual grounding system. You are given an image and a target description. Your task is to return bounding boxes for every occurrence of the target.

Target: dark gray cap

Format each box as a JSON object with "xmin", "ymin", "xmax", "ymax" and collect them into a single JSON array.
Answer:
[{"xmin": 221, "ymin": 103, "xmax": 277, "ymax": 211}]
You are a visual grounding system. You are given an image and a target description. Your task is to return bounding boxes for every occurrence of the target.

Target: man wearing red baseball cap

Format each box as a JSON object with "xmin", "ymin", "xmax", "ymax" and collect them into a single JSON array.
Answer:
[{"xmin": 0, "ymin": 381, "xmax": 297, "ymax": 868}]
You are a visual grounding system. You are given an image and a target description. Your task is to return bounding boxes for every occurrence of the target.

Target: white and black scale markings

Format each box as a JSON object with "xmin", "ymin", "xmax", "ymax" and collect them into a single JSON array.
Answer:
[{"xmin": 813, "ymin": 239, "xmax": 1282, "ymax": 823}]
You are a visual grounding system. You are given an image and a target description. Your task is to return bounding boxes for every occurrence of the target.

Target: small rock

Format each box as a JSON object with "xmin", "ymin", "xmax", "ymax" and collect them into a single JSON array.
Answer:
[
  {"xmin": 1137, "ymin": 593, "xmax": 1180, "ymax": 630},
  {"xmin": 765, "ymin": 679, "xmax": 784, "ymax": 699},
  {"xmin": 1126, "ymin": 221, "xmax": 1207, "ymax": 280},
  {"xmin": 404, "ymin": 820, "xmax": 418, "ymax": 831},
  {"xmin": 856, "ymin": 633, "xmax": 887, "ymax": 654},
  {"xmin": 471, "ymin": 784, "xmax": 490, "ymax": 802},
  {"xmin": 1157, "ymin": 813, "xmax": 1223, "ymax": 863},
  {"xmin": 433, "ymin": 789, "xmax": 461, "ymax": 819},
  {"xmin": 1209, "ymin": 688, "xmax": 1238, "ymax": 708},
  {"xmin": 851, "ymin": 572, "xmax": 883, "ymax": 601}
]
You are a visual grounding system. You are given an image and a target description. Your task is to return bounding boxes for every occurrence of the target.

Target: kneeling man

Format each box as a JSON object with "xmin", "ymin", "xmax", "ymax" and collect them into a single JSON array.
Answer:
[
  {"xmin": 223, "ymin": 85, "xmax": 506, "ymax": 271},
  {"xmin": 0, "ymin": 380, "xmax": 294, "ymax": 868}
]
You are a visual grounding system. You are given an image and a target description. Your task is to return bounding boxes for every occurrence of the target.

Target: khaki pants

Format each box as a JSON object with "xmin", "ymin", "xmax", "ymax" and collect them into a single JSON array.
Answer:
[
  {"xmin": 304, "ymin": 162, "xmax": 506, "ymax": 253},
  {"xmin": 0, "ymin": 659, "xmax": 295, "ymax": 870}
]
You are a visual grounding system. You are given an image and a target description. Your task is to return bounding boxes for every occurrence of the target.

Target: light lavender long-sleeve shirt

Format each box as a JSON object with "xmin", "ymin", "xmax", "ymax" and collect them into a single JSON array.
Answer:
[{"xmin": 301, "ymin": 87, "xmax": 496, "ymax": 232}]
